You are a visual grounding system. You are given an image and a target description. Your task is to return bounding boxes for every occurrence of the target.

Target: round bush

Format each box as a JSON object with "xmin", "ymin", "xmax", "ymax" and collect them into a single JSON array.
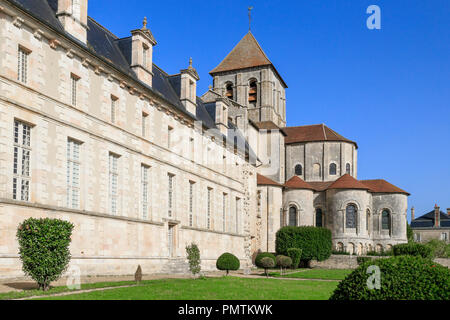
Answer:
[
  {"xmin": 260, "ymin": 257, "xmax": 275, "ymax": 269},
  {"xmin": 255, "ymin": 252, "xmax": 276, "ymax": 268},
  {"xmin": 16, "ymin": 218, "xmax": 74, "ymax": 291},
  {"xmin": 216, "ymin": 253, "xmax": 240, "ymax": 275},
  {"xmin": 276, "ymin": 255, "xmax": 292, "ymax": 268},
  {"xmin": 287, "ymin": 248, "xmax": 302, "ymax": 269},
  {"xmin": 393, "ymin": 243, "xmax": 432, "ymax": 259},
  {"xmin": 330, "ymin": 256, "xmax": 450, "ymax": 300},
  {"xmin": 276, "ymin": 226, "xmax": 332, "ymax": 262}
]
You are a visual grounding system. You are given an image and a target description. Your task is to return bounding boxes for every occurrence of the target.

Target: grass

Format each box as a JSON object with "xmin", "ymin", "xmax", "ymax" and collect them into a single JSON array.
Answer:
[
  {"xmin": 268, "ymin": 269, "xmax": 353, "ymax": 281},
  {"xmin": 36, "ymin": 277, "xmax": 339, "ymax": 300},
  {"xmin": 0, "ymin": 280, "xmax": 137, "ymax": 300}
]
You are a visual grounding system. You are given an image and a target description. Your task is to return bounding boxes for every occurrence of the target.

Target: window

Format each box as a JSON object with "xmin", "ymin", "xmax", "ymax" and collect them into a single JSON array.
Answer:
[
  {"xmin": 316, "ymin": 208, "xmax": 323, "ymax": 227},
  {"xmin": 142, "ymin": 113, "xmax": 148, "ymax": 137},
  {"xmin": 67, "ymin": 139, "xmax": 81, "ymax": 209},
  {"xmin": 382, "ymin": 210, "xmax": 391, "ymax": 231},
  {"xmin": 225, "ymin": 83, "xmax": 233, "ymax": 100},
  {"xmin": 189, "ymin": 181, "xmax": 195, "ymax": 227},
  {"xmin": 207, "ymin": 188, "xmax": 212, "ymax": 229},
  {"xmin": 329, "ymin": 163, "xmax": 337, "ymax": 176},
  {"xmin": 441, "ymin": 233, "xmax": 448, "ymax": 242},
  {"xmin": 168, "ymin": 174, "xmax": 175, "ymax": 217},
  {"xmin": 289, "ymin": 206, "xmax": 297, "ymax": 227},
  {"xmin": 248, "ymin": 80, "xmax": 257, "ymax": 105},
  {"xmin": 346, "ymin": 204, "xmax": 357, "ymax": 229},
  {"xmin": 313, "ymin": 163, "xmax": 321, "ymax": 179},
  {"xmin": 168, "ymin": 126, "xmax": 173, "ymax": 149},
  {"xmin": 13, "ymin": 120, "xmax": 31, "ymax": 201},
  {"xmin": 18, "ymin": 47, "xmax": 29, "ymax": 84},
  {"xmin": 295, "ymin": 164, "xmax": 303, "ymax": 176},
  {"xmin": 366, "ymin": 210, "xmax": 371, "ymax": 232},
  {"xmin": 109, "ymin": 153, "xmax": 119, "ymax": 215},
  {"xmin": 346, "ymin": 163, "xmax": 351, "ymax": 175},
  {"xmin": 71, "ymin": 74, "xmax": 79, "ymax": 106},
  {"xmin": 141, "ymin": 165, "xmax": 150, "ymax": 219},
  {"xmin": 111, "ymin": 96, "xmax": 118, "ymax": 123},
  {"xmin": 142, "ymin": 45, "xmax": 148, "ymax": 68},
  {"xmin": 223, "ymin": 193, "xmax": 228, "ymax": 232},
  {"xmin": 236, "ymin": 197, "xmax": 241, "ymax": 233}
]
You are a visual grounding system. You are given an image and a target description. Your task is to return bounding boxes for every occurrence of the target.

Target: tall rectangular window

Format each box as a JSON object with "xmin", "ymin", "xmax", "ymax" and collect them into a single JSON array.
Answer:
[
  {"xmin": 67, "ymin": 139, "xmax": 81, "ymax": 209},
  {"xmin": 18, "ymin": 47, "xmax": 29, "ymax": 84},
  {"xmin": 109, "ymin": 153, "xmax": 119, "ymax": 215},
  {"xmin": 189, "ymin": 181, "xmax": 195, "ymax": 227},
  {"xmin": 207, "ymin": 188, "xmax": 212, "ymax": 230},
  {"xmin": 142, "ymin": 113, "xmax": 148, "ymax": 137},
  {"xmin": 13, "ymin": 120, "xmax": 31, "ymax": 201},
  {"xmin": 71, "ymin": 74, "xmax": 79, "ymax": 106},
  {"xmin": 223, "ymin": 193, "xmax": 228, "ymax": 232},
  {"xmin": 236, "ymin": 197, "xmax": 241, "ymax": 234},
  {"xmin": 141, "ymin": 165, "xmax": 149, "ymax": 219},
  {"xmin": 168, "ymin": 174, "xmax": 174, "ymax": 217},
  {"xmin": 111, "ymin": 96, "xmax": 117, "ymax": 124}
]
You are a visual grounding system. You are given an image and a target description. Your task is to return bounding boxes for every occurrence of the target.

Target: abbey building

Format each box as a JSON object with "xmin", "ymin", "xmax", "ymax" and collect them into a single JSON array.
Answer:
[{"xmin": 0, "ymin": 0, "xmax": 409, "ymax": 279}]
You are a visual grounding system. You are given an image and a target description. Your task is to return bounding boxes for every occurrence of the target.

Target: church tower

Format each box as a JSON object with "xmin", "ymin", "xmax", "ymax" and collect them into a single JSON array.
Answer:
[{"xmin": 209, "ymin": 32, "xmax": 287, "ymax": 128}]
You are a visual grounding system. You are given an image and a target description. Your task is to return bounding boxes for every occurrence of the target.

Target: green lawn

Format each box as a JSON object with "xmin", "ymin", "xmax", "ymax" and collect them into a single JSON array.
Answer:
[
  {"xmin": 37, "ymin": 277, "xmax": 339, "ymax": 300},
  {"xmin": 269, "ymin": 269, "xmax": 353, "ymax": 281}
]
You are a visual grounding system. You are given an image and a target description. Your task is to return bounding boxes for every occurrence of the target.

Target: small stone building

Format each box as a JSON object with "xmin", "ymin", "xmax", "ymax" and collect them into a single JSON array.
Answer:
[{"xmin": 411, "ymin": 205, "xmax": 450, "ymax": 243}]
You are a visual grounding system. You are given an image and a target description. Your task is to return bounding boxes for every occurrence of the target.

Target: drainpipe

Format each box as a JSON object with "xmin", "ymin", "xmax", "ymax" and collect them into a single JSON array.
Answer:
[{"xmin": 267, "ymin": 186, "xmax": 270, "ymax": 252}]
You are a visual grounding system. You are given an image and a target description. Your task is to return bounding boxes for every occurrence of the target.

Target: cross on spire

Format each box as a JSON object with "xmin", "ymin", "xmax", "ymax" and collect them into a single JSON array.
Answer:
[{"xmin": 248, "ymin": 6, "xmax": 254, "ymax": 31}]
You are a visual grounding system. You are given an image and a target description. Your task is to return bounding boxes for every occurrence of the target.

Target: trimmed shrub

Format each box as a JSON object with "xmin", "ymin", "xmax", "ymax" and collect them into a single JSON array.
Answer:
[
  {"xmin": 330, "ymin": 256, "xmax": 450, "ymax": 300},
  {"xmin": 16, "ymin": 218, "xmax": 74, "ymax": 291},
  {"xmin": 276, "ymin": 226, "xmax": 332, "ymax": 262},
  {"xmin": 216, "ymin": 253, "xmax": 240, "ymax": 275},
  {"xmin": 424, "ymin": 240, "xmax": 450, "ymax": 259},
  {"xmin": 393, "ymin": 243, "xmax": 433, "ymax": 259},
  {"xmin": 287, "ymin": 248, "xmax": 302, "ymax": 269},
  {"xmin": 186, "ymin": 243, "xmax": 201, "ymax": 276},
  {"xmin": 276, "ymin": 255, "xmax": 292, "ymax": 275},
  {"xmin": 255, "ymin": 252, "xmax": 276, "ymax": 268},
  {"xmin": 260, "ymin": 257, "xmax": 275, "ymax": 277}
]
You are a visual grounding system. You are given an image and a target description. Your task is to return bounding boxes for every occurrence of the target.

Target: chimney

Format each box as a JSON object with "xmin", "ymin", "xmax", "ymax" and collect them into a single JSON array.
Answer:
[
  {"xmin": 130, "ymin": 17, "xmax": 157, "ymax": 87},
  {"xmin": 214, "ymin": 98, "xmax": 229, "ymax": 135},
  {"xmin": 447, "ymin": 208, "xmax": 450, "ymax": 217},
  {"xmin": 435, "ymin": 204, "xmax": 440, "ymax": 228},
  {"xmin": 56, "ymin": 0, "xmax": 88, "ymax": 44},
  {"xmin": 180, "ymin": 58, "xmax": 200, "ymax": 115},
  {"xmin": 411, "ymin": 207, "xmax": 415, "ymax": 221}
]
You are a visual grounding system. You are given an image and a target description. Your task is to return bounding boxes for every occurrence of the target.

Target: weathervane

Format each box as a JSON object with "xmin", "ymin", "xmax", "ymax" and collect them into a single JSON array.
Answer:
[{"xmin": 248, "ymin": 6, "xmax": 254, "ymax": 31}]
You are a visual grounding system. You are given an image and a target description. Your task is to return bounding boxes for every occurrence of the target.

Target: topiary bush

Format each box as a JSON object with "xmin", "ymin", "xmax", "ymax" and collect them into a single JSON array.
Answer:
[
  {"xmin": 260, "ymin": 257, "xmax": 275, "ymax": 278},
  {"xmin": 255, "ymin": 252, "xmax": 276, "ymax": 268},
  {"xmin": 393, "ymin": 243, "xmax": 433, "ymax": 259},
  {"xmin": 216, "ymin": 253, "xmax": 240, "ymax": 275},
  {"xmin": 287, "ymin": 248, "xmax": 302, "ymax": 269},
  {"xmin": 330, "ymin": 255, "xmax": 450, "ymax": 300},
  {"xmin": 276, "ymin": 255, "xmax": 292, "ymax": 275},
  {"xmin": 276, "ymin": 226, "xmax": 332, "ymax": 263},
  {"xmin": 16, "ymin": 218, "xmax": 74, "ymax": 291},
  {"xmin": 186, "ymin": 243, "xmax": 201, "ymax": 277}
]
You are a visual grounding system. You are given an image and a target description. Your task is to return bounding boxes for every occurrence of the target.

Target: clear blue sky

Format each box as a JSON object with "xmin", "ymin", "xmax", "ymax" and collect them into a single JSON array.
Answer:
[{"xmin": 88, "ymin": 1, "xmax": 450, "ymax": 221}]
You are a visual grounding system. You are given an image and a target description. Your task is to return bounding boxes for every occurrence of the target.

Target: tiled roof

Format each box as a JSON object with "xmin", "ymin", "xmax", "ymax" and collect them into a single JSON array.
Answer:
[
  {"xmin": 257, "ymin": 174, "xmax": 283, "ymax": 187},
  {"xmin": 283, "ymin": 124, "xmax": 358, "ymax": 148},
  {"xmin": 210, "ymin": 32, "xmax": 287, "ymax": 88},
  {"xmin": 307, "ymin": 181, "xmax": 334, "ymax": 192},
  {"xmin": 328, "ymin": 174, "xmax": 371, "ymax": 191},
  {"xmin": 284, "ymin": 176, "xmax": 315, "ymax": 190},
  {"xmin": 361, "ymin": 179, "xmax": 410, "ymax": 196}
]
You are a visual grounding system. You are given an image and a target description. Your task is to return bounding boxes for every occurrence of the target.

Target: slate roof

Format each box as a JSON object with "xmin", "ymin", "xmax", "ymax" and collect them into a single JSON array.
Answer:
[
  {"xmin": 257, "ymin": 174, "xmax": 283, "ymax": 187},
  {"xmin": 210, "ymin": 32, "xmax": 287, "ymax": 88},
  {"xmin": 6, "ymin": 0, "xmax": 257, "ymax": 160},
  {"xmin": 411, "ymin": 210, "xmax": 450, "ymax": 229},
  {"xmin": 283, "ymin": 124, "xmax": 358, "ymax": 148}
]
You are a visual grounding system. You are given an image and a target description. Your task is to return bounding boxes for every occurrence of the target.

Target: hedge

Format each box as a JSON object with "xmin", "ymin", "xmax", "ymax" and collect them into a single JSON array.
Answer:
[
  {"xmin": 276, "ymin": 226, "xmax": 332, "ymax": 262},
  {"xmin": 216, "ymin": 253, "xmax": 240, "ymax": 275},
  {"xmin": 286, "ymin": 248, "xmax": 302, "ymax": 269},
  {"xmin": 330, "ymin": 256, "xmax": 450, "ymax": 300},
  {"xmin": 255, "ymin": 252, "xmax": 276, "ymax": 268},
  {"xmin": 16, "ymin": 218, "xmax": 74, "ymax": 291},
  {"xmin": 393, "ymin": 243, "xmax": 433, "ymax": 259}
]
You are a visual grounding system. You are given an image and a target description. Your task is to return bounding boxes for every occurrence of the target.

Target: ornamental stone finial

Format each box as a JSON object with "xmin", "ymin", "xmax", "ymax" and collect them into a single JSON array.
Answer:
[
  {"xmin": 189, "ymin": 57, "xmax": 193, "ymax": 68},
  {"xmin": 143, "ymin": 17, "xmax": 147, "ymax": 30}
]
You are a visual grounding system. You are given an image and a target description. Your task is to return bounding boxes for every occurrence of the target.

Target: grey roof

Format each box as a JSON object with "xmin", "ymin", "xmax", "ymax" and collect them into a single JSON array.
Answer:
[
  {"xmin": 6, "ymin": 0, "xmax": 257, "ymax": 160},
  {"xmin": 411, "ymin": 210, "xmax": 450, "ymax": 229}
]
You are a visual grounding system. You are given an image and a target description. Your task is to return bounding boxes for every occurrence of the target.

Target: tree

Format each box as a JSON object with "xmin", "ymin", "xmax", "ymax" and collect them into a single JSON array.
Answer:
[
  {"xmin": 216, "ymin": 253, "xmax": 240, "ymax": 276},
  {"xmin": 260, "ymin": 257, "xmax": 275, "ymax": 278},
  {"xmin": 186, "ymin": 243, "xmax": 201, "ymax": 277},
  {"xmin": 407, "ymin": 223, "xmax": 414, "ymax": 243}
]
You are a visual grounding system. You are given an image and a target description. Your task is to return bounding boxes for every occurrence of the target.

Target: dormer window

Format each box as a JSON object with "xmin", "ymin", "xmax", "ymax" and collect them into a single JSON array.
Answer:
[
  {"xmin": 226, "ymin": 83, "xmax": 233, "ymax": 100},
  {"xmin": 248, "ymin": 80, "xmax": 257, "ymax": 105}
]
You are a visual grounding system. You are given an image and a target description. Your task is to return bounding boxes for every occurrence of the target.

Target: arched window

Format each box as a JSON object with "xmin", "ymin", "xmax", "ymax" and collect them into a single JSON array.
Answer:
[
  {"xmin": 295, "ymin": 164, "xmax": 303, "ymax": 176},
  {"xmin": 225, "ymin": 83, "xmax": 233, "ymax": 100},
  {"xmin": 382, "ymin": 210, "xmax": 391, "ymax": 230},
  {"xmin": 366, "ymin": 209, "xmax": 370, "ymax": 232},
  {"xmin": 346, "ymin": 204, "xmax": 357, "ymax": 229},
  {"xmin": 313, "ymin": 163, "xmax": 321, "ymax": 179},
  {"xmin": 289, "ymin": 206, "xmax": 298, "ymax": 227},
  {"xmin": 346, "ymin": 163, "xmax": 351, "ymax": 175},
  {"xmin": 316, "ymin": 208, "xmax": 323, "ymax": 227},
  {"xmin": 329, "ymin": 163, "xmax": 337, "ymax": 175},
  {"xmin": 248, "ymin": 80, "xmax": 257, "ymax": 105}
]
